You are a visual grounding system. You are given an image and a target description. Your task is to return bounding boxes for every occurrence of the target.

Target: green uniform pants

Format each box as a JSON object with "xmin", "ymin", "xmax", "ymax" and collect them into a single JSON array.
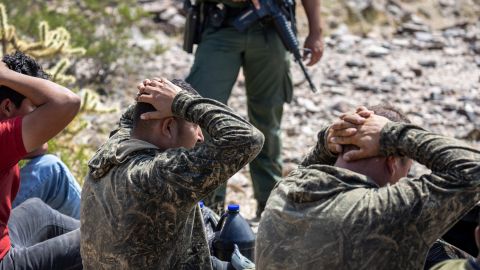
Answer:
[{"xmin": 186, "ymin": 22, "xmax": 293, "ymax": 211}]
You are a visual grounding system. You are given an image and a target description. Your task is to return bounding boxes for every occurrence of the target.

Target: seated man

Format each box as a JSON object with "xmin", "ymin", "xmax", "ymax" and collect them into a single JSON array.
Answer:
[
  {"xmin": 0, "ymin": 53, "xmax": 81, "ymax": 219},
  {"xmin": 256, "ymin": 105, "xmax": 480, "ymax": 269},
  {"xmin": 81, "ymin": 78, "xmax": 264, "ymax": 269},
  {"xmin": 0, "ymin": 51, "xmax": 82, "ymax": 269}
]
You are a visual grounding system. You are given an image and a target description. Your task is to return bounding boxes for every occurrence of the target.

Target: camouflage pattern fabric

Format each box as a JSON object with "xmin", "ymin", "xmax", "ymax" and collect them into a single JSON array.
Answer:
[
  {"xmin": 256, "ymin": 123, "xmax": 480, "ymax": 270},
  {"xmin": 80, "ymin": 91, "xmax": 264, "ymax": 270},
  {"xmin": 425, "ymin": 239, "xmax": 473, "ymax": 269}
]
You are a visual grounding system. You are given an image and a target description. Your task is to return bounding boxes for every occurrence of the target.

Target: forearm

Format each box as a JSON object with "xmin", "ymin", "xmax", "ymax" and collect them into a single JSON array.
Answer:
[
  {"xmin": 0, "ymin": 69, "xmax": 77, "ymax": 107},
  {"xmin": 301, "ymin": 0, "xmax": 322, "ymax": 36},
  {"xmin": 301, "ymin": 125, "xmax": 337, "ymax": 167},
  {"xmin": 138, "ymin": 91, "xmax": 264, "ymax": 200},
  {"xmin": 1, "ymin": 68, "xmax": 80, "ymax": 152},
  {"xmin": 380, "ymin": 122, "xmax": 480, "ymax": 182},
  {"xmin": 379, "ymin": 122, "xmax": 480, "ymax": 244}
]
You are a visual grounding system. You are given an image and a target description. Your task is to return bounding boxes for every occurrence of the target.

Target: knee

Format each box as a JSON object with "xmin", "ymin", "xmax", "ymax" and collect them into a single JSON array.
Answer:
[
  {"xmin": 23, "ymin": 154, "xmax": 64, "ymax": 172},
  {"xmin": 36, "ymin": 154, "xmax": 64, "ymax": 168},
  {"xmin": 20, "ymin": 197, "xmax": 49, "ymax": 211},
  {"xmin": 33, "ymin": 154, "xmax": 74, "ymax": 179}
]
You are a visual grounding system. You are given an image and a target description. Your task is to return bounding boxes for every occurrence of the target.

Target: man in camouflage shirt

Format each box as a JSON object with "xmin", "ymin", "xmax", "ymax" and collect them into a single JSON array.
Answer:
[
  {"xmin": 80, "ymin": 78, "xmax": 264, "ymax": 269},
  {"xmin": 256, "ymin": 105, "xmax": 480, "ymax": 269}
]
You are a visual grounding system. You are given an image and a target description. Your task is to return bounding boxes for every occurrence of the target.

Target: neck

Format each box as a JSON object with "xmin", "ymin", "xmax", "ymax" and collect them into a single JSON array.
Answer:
[
  {"xmin": 131, "ymin": 129, "xmax": 154, "ymax": 145},
  {"xmin": 335, "ymin": 157, "xmax": 389, "ymax": 187},
  {"xmin": 131, "ymin": 129, "xmax": 168, "ymax": 151}
]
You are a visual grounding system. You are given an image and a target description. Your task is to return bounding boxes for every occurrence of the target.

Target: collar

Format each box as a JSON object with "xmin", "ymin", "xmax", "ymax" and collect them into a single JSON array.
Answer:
[{"xmin": 114, "ymin": 139, "xmax": 159, "ymax": 163}]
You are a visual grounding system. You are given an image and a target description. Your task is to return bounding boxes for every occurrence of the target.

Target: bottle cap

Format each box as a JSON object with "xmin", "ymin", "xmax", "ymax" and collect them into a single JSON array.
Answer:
[{"xmin": 228, "ymin": 204, "xmax": 240, "ymax": 212}]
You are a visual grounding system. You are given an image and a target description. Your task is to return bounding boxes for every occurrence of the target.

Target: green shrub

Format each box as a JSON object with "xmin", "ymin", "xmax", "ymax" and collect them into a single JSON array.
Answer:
[
  {"xmin": 1, "ymin": 0, "xmax": 146, "ymax": 85},
  {"xmin": 0, "ymin": 1, "xmax": 128, "ymax": 183}
]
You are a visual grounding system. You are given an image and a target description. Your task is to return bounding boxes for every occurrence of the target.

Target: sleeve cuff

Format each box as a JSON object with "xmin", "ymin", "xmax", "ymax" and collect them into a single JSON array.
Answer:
[
  {"xmin": 318, "ymin": 126, "xmax": 337, "ymax": 159},
  {"xmin": 379, "ymin": 122, "xmax": 417, "ymax": 157},
  {"xmin": 171, "ymin": 90, "xmax": 196, "ymax": 119}
]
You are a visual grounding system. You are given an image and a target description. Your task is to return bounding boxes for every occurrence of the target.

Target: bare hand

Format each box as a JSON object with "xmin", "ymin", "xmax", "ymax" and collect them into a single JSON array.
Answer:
[
  {"xmin": 330, "ymin": 113, "xmax": 390, "ymax": 161},
  {"xmin": 327, "ymin": 126, "xmax": 353, "ymax": 154},
  {"xmin": 303, "ymin": 32, "xmax": 323, "ymax": 66},
  {"xmin": 327, "ymin": 107, "xmax": 373, "ymax": 154},
  {"xmin": 232, "ymin": 0, "xmax": 260, "ymax": 9},
  {"xmin": 136, "ymin": 78, "xmax": 181, "ymax": 120}
]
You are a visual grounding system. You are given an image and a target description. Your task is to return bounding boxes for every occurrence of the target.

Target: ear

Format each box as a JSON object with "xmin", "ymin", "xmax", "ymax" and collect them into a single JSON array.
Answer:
[
  {"xmin": 0, "ymin": 99, "xmax": 14, "ymax": 118},
  {"xmin": 386, "ymin": 156, "xmax": 397, "ymax": 176},
  {"xmin": 160, "ymin": 117, "xmax": 178, "ymax": 140},
  {"xmin": 475, "ymin": 226, "xmax": 480, "ymax": 252}
]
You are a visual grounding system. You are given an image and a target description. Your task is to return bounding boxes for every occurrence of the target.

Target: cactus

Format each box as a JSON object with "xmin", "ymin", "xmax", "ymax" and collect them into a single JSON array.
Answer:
[
  {"xmin": 0, "ymin": 4, "xmax": 86, "ymax": 83},
  {"xmin": 0, "ymin": 3, "xmax": 115, "ymax": 183},
  {"xmin": 0, "ymin": 3, "xmax": 112, "ymax": 113}
]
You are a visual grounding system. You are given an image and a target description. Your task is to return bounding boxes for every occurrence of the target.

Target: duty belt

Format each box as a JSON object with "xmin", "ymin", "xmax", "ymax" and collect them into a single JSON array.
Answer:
[{"xmin": 204, "ymin": 2, "xmax": 251, "ymax": 28}]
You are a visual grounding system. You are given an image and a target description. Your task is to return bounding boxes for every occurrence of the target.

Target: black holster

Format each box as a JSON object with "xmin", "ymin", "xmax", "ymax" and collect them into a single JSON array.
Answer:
[{"xmin": 183, "ymin": 0, "xmax": 202, "ymax": 53}]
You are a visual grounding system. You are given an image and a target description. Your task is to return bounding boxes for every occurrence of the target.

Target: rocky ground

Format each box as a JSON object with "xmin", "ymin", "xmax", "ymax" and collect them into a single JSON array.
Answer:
[{"xmin": 79, "ymin": 0, "xmax": 480, "ymax": 220}]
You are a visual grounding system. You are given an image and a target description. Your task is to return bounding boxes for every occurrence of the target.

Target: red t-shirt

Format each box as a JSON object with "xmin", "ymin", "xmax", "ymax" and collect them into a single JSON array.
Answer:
[{"xmin": 0, "ymin": 117, "xmax": 26, "ymax": 259}]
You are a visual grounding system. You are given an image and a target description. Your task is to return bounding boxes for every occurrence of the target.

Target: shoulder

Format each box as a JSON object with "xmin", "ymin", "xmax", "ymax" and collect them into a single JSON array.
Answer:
[
  {"xmin": 0, "ymin": 117, "xmax": 26, "ymax": 165},
  {"xmin": 0, "ymin": 116, "xmax": 22, "ymax": 133}
]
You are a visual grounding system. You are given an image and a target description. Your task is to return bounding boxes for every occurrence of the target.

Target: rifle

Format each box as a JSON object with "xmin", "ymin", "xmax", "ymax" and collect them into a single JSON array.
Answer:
[{"xmin": 233, "ymin": 0, "xmax": 318, "ymax": 93}]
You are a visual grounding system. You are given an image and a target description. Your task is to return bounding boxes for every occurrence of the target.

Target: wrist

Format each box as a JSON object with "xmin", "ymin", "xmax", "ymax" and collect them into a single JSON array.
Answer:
[
  {"xmin": 0, "ymin": 68, "xmax": 13, "ymax": 83},
  {"xmin": 379, "ymin": 122, "xmax": 402, "ymax": 157},
  {"xmin": 308, "ymin": 27, "xmax": 323, "ymax": 38},
  {"xmin": 171, "ymin": 90, "xmax": 194, "ymax": 119},
  {"xmin": 320, "ymin": 126, "xmax": 337, "ymax": 157}
]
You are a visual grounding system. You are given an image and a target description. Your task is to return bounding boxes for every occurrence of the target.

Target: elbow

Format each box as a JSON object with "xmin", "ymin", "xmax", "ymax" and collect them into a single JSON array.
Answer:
[
  {"xmin": 63, "ymin": 90, "xmax": 81, "ymax": 116},
  {"xmin": 252, "ymin": 128, "xmax": 265, "ymax": 154},
  {"xmin": 68, "ymin": 92, "xmax": 82, "ymax": 114}
]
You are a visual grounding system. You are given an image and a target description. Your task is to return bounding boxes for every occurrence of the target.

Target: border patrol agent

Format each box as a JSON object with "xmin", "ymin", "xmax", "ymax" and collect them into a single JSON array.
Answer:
[{"xmin": 185, "ymin": 0, "xmax": 323, "ymax": 216}]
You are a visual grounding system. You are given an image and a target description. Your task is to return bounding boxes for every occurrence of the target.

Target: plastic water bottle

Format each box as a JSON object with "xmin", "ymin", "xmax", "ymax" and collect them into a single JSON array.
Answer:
[
  {"xmin": 213, "ymin": 204, "xmax": 255, "ymax": 261},
  {"xmin": 199, "ymin": 201, "xmax": 218, "ymax": 252}
]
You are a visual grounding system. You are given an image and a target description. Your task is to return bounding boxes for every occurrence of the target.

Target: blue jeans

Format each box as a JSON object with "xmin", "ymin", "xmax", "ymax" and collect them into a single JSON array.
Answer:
[
  {"xmin": 1, "ymin": 198, "xmax": 82, "ymax": 270},
  {"xmin": 13, "ymin": 154, "xmax": 81, "ymax": 219}
]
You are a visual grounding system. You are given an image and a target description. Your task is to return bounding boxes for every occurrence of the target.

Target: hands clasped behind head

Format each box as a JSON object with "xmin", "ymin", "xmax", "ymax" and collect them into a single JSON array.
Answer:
[
  {"xmin": 135, "ymin": 77, "xmax": 181, "ymax": 121},
  {"xmin": 329, "ymin": 106, "xmax": 390, "ymax": 162}
]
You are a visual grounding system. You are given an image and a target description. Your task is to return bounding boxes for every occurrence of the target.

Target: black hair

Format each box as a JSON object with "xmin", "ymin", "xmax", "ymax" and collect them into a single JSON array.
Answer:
[
  {"xmin": 0, "ymin": 51, "xmax": 50, "ymax": 107},
  {"xmin": 132, "ymin": 79, "xmax": 199, "ymax": 129}
]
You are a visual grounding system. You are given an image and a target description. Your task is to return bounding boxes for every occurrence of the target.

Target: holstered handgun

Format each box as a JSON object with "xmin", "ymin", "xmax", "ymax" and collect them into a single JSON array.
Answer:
[{"xmin": 183, "ymin": 0, "xmax": 201, "ymax": 53}]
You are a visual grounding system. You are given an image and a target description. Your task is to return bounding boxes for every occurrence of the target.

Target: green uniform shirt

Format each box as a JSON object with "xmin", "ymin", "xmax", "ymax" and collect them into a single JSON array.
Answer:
[
  {"xmin": 80, "ymin": 91, "xmax": 264, "ymax": 269},
  {"xmin": 256, "ymin": 123, "xmax": 480, "ymax": 270}
]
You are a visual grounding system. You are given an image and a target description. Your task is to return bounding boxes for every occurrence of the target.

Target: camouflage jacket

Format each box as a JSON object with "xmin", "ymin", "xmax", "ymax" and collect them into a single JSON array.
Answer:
[
  {"xmin": 256, "ymin": 123, "xmax": 480, "ymax": 270},
  {"xmin": 81, "ymin": 91, "xmax": 264, "ymax": 270}
]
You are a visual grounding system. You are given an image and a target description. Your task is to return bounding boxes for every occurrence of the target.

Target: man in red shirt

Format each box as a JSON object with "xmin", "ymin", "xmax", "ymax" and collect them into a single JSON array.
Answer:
[{"xmin": 0, "ymin": 51, "xmax": 82, "ymax": 269}]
